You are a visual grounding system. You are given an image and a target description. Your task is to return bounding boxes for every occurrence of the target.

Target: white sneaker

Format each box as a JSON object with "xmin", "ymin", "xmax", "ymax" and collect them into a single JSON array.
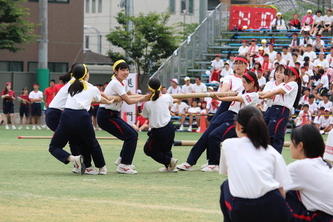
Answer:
[
  {"xmin": 72, "ymin": 166, "xmax": 80, "ymax": 174},
  {"xmin": 158, "ymin": 167, "xmax": 178, "ymax": 173},
  {"xmin": 98, "ymin": 166, "xmax": 107, "ymax": 175},
  {"xmin": 26, "ymin": 126, "xmax": 30, "ymax": 130},
  {"xmin": 179, "ymin": 125, "xmax": 184, "ymax": 131},
  {"xmin": 196, "ymin": 127, "xmax": 201, "ymax": 133},
  {"xmin": 73, "ymin": 155, "xmax": 85, "ymax": 175},
  {"xmin": 114, "ymin": 157, "xmax": 136, "ymax": 170},
  {"xmin": 32, "ymin": 125, "xmax": 36, "ymax": 130},
  {"xmin": 177, "ymin": 162, "xmax": 193, "ymax": 171},
  {"xmin": 37, "ymin": 126, "xmax": 42, "ymax": 130},
  {"xmin": 187, "ymin": 126, "xmax": 192, "ymax": 132},
  {"xmin": 11, "ymin": 125, "xmax": 16, "ymax": 130},
  {"xmin": 18, "ymin": 126, "xmax": 23, "ymax": 130},
  {"xmin": 201, "ymin": 165, "xmax": 219, "ymax": 172},
  {"xmin": 116, "ymin": 164, "xmax": 137, "ymax": 174},
  {"xmin": 168, "ymin": 158, "xmax": 178, "ymax": 171},
  {"xmin": 5, "ymin": 125, "xmax": 9, "ymax": 130},
  {"xmin": 201, "ymin": 163, "xmax": 208, "ymax": 169},
  {"xmin": 84, "ymin": 167, "xmax": 99, "ymax": 175}
]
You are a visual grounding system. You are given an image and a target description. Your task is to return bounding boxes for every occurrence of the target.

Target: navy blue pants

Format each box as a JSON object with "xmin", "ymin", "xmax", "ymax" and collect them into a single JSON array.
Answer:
[
  {"xmin": 45, "ymin": 108, "xmax": 80, "ymax": 157},
  {"xmin": 286, "ymin": 191, "xmax": 333, "ymax": 222},
  {"xmin": 144, "ymin": 122, "xmax": 175, "ymax": 167},
  {"xmin": 49, "ymin": 109, "xmax": 105, "ymax": 168},
  {"xmin": 264, "ymin": 105, "xmax": 290, "ymax": 153},
  {"xmin": 3, "ymin": 100, "xmax": 14, "ymax": 114},
  {"xmin": 31, "ymin": 103, "xmax": 42, "ymax": 116},
  {"xmin": 186, "ymin": 110, "xmax": 236, "ymax": 166},
  {"xmin": 97, "ymin": 108, "xmax": 138, "ymax": 165},
  {"xmin": 220, "ymin": 180, "xmax": 290, "ymax": 222},
  {"xmin": 211, "ymin": 101, "xmax": 231, "ymax": 122},
  {"xmin": 19, "ymin": 104, "xmax": 30, "ymax": 118}
]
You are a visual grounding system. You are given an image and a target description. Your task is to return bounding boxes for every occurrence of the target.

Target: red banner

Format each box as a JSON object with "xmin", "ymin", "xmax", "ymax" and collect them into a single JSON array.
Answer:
[{"xmin": 229, "ymin": 5, "xmax": 277, "ymax": 30}]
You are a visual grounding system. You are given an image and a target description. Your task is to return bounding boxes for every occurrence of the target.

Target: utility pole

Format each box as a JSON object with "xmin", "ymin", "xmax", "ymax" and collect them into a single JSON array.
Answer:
[
  {"xmin": 37, "ymin": 0, "xmax": 49, "ymax": 91},
  {"xmin": 199, "ymin": 0, "xmax": 208, "ymax": 23},
  {"xmin": 125, "ymin": 0, "xmax": 134, "ymax": 32}
]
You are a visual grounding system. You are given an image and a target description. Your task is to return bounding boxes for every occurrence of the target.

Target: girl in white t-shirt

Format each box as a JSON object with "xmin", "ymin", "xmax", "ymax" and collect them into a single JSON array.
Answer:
[
  {"xmin": 142, "ymin": 78, "xmax": 178, "ymax": 172},
  {"xmin": 220, "ymin": 106, "xmax": 291, "ymax": 222},
  {"xmin": 187, "ymin": 100, "xmax": 201, "ymax": 132},
  {"xmin": 260, "ymin": 66, "xmax": 301, "ymax": 153},
  {"xmin": 286, "ymin": 124, "xmax": 333, "ymax": 222},
  {"xmin": 29, "ymin": 84, "xmax": 43, "ymax": 130}
]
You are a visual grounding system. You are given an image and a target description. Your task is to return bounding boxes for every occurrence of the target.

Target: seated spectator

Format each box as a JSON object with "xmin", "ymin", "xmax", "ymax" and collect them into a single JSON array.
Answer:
[
  {"xmin": 301, "ymin": 10, "xmax": 314, "ymax": 31},
  {"xmin": 192, "ymin": 77, "xmax": 207, "ymax": 94},
  {"xmin": 220, "ymin": 62, "xmax": 233, "ymax": 77},
  {"xmin": 238, "ymin": 40, "xmax": 248, "ymax": 56},
  {"xmin": 255, "ymin": 47, "xmax": 265, "ymax": 64},
  {"xmin": 313, "ymin": 35, "xmax": 325, "ymax": 52},
  {"xmin": 210, "ymin": 54, "xmax": 224, "ymax": 82},
  {"xmin": 205, "ymin": 89, "xmax": 220, "ymax": 123},
  {"xmin": 314, "ymin": 52, "xmax": 329, "ymax": 69},
  {"xmin": 323, "ymin": 9, "xmax": 333, "ymax": 33},
  {"xmin": 295, "ymin": 104, "xmax": 312, "ymax": 126},
  {"xmin": 289, "ymin": 53, "xmax": 301, "ymax": 67},
  {"xmin": 299, "ymin": 31, "xmax": 313, "ymax": 52},
  {"xmin": 261, "ymin": 39, "xmax": 269, "ymax": 53},
  {"xmin": 311, "ymin": 10, "xmax": 325, "ymax": 36},
  {"xmin": 187, "ymin": 100, "xmax": 201, "ymax": 132},
  {"xmin": 267, "ymin": 43, "xmax": 277, "ymax": 63},
  {"xmin": 182, "ymin": 76, "xmax": 193, "ymax": 94},
  {"xmin": 273, "ymin": 52, "xmax": 287, "ymax": 65},
  {"xmin": 314, "ymin": 108, "xmax": 333, "ymax": 134},
  {"xmin": 289, "ymin": 32, "xmax": 300, "ymax": 50},
  {"xmin": 308, "ymin": 94, "xmax": 318, "ymax": 114},
  {"xmin": 261, "ymin": 54, "xmax": 272, "ymax": 72},
  {"xmin": 303, "ymin": 44, "xmax": 317, "ymax": 62},
  {"xmin": 288, "ymin": 14, "xmax": 301, "ymax": 30},
  {"xmin": 270, "ymin": 12, "xmax": 287, "ymax": 31},
  {"xmin": 247, "ymin": 39, "xmax": 259, "ymax": 65},
  {"xmin": 316, "ymin": 69, "xmax": 330, "ymax": 91},
  {"xmin": 132, "ymin": 113, "xmax": 149, "ymax": 132},
  {"xmin": 250, "ymin": 62, "xmax": 262, "ymax": 75},
  {"xmin": 257, "ymin": 69, "xmax": 266, "ymax": 89},
  {"xmin": 299, "ymin": 87, "xmax": 310, "ymax": 105},
  {"xmin": 161, "ymin": 86, "xmax": 167, "ymax": 94},
  {"xmin": 281, "ymin": 46, "xmax": 292, "ymax": 65},
  {"xmin": 171, "ymin": 99, "xmax": 189, "ymax": 131},
  {"xmin": 326, "ymin": 47, "xmax": 333, "ymax": 67},
  {"xmin": 167, "ymin": 78, "xmax": 181, "ymax": 94}
]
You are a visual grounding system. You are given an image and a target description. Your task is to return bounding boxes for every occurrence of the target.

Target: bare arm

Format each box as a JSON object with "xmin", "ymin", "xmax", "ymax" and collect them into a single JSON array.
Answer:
[
  {"xmin": 101, "ymin": 92, "xmax": 122, "ymax": 102},
  {"xmin": 121, "ymin": 93, "xmax": 150, "ymax": 105},
  {"xmin": 259, "ymin": 88, "xmax": 285, "ymax": 99},
  {"xmin": 215, "ymin": 95, "xmax": 244, "ymax": 103},
  {"xmin": 278, "ymin": 187, "xmax": 286, "ymax": 199}
]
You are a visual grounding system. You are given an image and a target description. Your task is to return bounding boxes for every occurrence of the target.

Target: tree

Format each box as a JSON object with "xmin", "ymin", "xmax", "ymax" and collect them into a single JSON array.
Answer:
[
  {"xmin": 107, "ymin": 12, "xmax": 177, "ymax": 76},
  {"xmin": 0, "ymin": 0, "xmax": 34, "ymax": 52}
]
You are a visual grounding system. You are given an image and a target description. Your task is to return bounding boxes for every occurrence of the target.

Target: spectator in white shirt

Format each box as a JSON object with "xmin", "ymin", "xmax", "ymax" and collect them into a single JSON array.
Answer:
[
  {"xmin": 181, "ymin": 77, "xmax": 193, "ymax": 94},
  {"xmin": 274, "ymin": 52, "xmax": 287, "ymax": 65},
  {"xmin": 323, "ymin": 9, "xmax": 333, "ymax": 33},
  {"xmin": 187, "ymin": 100, "xmax": 201, "ymax": 132},
  {"xmin": 238, "ymin": 40, "xmax": 248, "ymax": 56},
  {"xmin": 316, "ymin": 69, "xmax": 330, "ymax": 90},
  {"xmin": 220, "ymin": 62, "xmax": 233, "ymax": 77},
  {"xmin": 313, "ymin": 34, "xmax": 325, "ymax": 52},
  {"xmin": 171, "ymin": 99, "xmax": 189, "ymax": 131},
  {"xmin": 210, "ymin": 54, "xmax": 224, "ymax": 82},
  {"xmin": 270, "ymin": 12, "xmax": 287, "ymax": 30},
  {"xmin": 289, "ymin": 32, "xmax": 301, "ymax": 50},
  {"xmin": 192, "ymin": 77, "xmax": 207, "ymax": 94},
  {"xmin": 267, "ymin": 43, "xmax": 277, "ymax": 63},
  {"xmin": 299, "ymin": 31, "xmax": 313, "ymax": 51},
  {"xmin": 300, "ymin": 67, "xmax": 310, "ymax": 87},
  {"xmin": 311, "ymin": 10, "xmax": 325, "ymax": 36},
  {"xmin": 167, "ymin": 78, "xmax": 182, "ymax": 95},
  {"xmin": 308, "ymin": 94, "xmax": 318, "ymax": 114},
  {"xmin": 314, "ymin": 109, "xmax": 333, "ymax": 133},
  {"xmin": 261, "ymin": 39, "xmax": 269, "ymax": 54},
  {"xmin": 303, "ymin": 44, "xmax": 317, "ymax": 62},
  {"xmin": 326, "ymin": 47, "xmax": 333, "ymax": 67},
  {"xmin": 281, "ymin": 46, "xmax": 293, "ymax": 65},
  {"xmin": 314, "ymin": 52, "xmax": 329, "ymax": 69}
]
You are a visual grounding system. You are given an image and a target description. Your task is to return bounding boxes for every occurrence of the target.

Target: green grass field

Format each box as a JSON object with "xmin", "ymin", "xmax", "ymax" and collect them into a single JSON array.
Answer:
[{"xmin": 0, "ymin": 127, "xmax": 298, "ymax": 222}]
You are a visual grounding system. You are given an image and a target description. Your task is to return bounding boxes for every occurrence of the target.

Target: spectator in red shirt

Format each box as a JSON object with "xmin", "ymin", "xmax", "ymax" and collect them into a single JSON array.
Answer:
[
  {"xmin": 54, "ymin": 72, "xmax": 72, "ymax": 94},
  {"xmin": 288, "ymin": 14, "xmax": 301, "ymax": 30},
  {"xmin": 1, "ymin": 82, "xmax": 16, "ymax": 130},
  {"xmin": 132, "ymin": 113, "xmax": 149, "ymax": 132},
  {"xmin": 44, "ymin": 80, "xmax": 56, "ymax": 108},
  {"xmin": 18, "ymin": 87, "xmax": 31, "ymax": 129}
]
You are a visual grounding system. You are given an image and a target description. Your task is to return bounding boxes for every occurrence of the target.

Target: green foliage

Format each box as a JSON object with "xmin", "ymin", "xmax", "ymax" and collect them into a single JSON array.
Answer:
[
  {"xmin": 0, "ymin": 0, "xmax": 35, "ymax": 52},
  {"xmin": 107, "ymin": 12, "xmax": 178, "ymax": 75},
  {"xmin": 174, "ymin": 22, "xmax": 198, "ymax": 43}
]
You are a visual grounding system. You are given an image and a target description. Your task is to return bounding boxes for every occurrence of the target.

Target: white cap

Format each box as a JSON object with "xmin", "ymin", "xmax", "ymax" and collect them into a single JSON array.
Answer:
[
  {"xmin": 258, "ymin": 47, "xmax": 264, "ymax": 51},
  {"xmin": 261, "ymin": 39, "xmax": 267, "ymax": 44},
  {"xmin": 170, "ymin": 78, "xmax": 178, "ymax": 84},
  {"xmin": 307, "ymin": 9, "xmax": 312, "ymax": 13},
  {"xmin": 184, "ymin": 76, "xmax": 190, "ymax": 81},
  {"xmin": 303, "ymin": 26, "xmax": 311, "ymax": 32},
  {"xmin": 276, "ymin": 12, "xmax": 282, "ymax": 16},
  {"xmin": 208, "ymin": 86, "xmax": 214, "ymax": 91},
  {"xmin": 242, "ymin": 25, "xmax": 248, "ymax": 30}
]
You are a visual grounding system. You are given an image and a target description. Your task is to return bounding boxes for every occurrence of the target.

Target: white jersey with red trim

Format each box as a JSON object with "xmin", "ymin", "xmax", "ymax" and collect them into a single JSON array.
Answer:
[
  {"xmin": 100, "ymin": 78, "xmax": 129, "ymax": 111},
  {"xmin": 223, "ymin": 74, "xmax": 244, "ymax": 93},
  {"xmin": 272, "ymin": 81, "xmax": 298, "ymax": 110},
  {"xmin": 262, "ymin": 80, "xmax": 281, "ymax": 111},
  {"xmin": 229, "ymin": 92, "xmax": 260, "ymax": 114}
]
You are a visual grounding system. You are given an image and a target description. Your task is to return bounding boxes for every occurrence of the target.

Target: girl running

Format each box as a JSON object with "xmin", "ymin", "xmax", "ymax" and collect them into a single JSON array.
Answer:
[
  {"xmin": 220, "ymin": 106, "xmax": 291, "ymax": 222},
  {"xmin": 97, "ymin": 60, "xmax": 150, "ymax": 174},
  {"xmin": 142, "ymin": 78, "xmax": 178, "ymax": 172}
]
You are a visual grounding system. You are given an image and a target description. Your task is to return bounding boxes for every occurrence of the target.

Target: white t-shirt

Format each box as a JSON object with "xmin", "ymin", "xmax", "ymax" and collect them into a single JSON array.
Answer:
[
  {"xmin": 325, "ymin": 54, "xmax": 333, "ymax": 67},
  {"xmin": 309, "ymin": 102, "xmax": 318, "ymax": 114},
  {"xmin": 238, "ymin": 46, "xmax": 248, "ymax": 56},
  {"xmin": 221, "ymin": 68, "xmax": 233, "ymax": 77},
  {"xmin": 223, "ymin": 74, "xmax": 244, "ymax": 93},
  {"xmin": 192, "ymin": 83, "xmax": 207, "ymax": 93},
  {"xmin": 220, "ymin": 137, "xmax": 291, "ymax": 198},
  {"xmin": 29, "ymin": 90, "xmax": 43, "ymax": 103},
  {"xmin": 320, "ymin": 74, "xmax": 330, "ymax": 89},
  {"xmin": 268, "ymin": 50, "xmax": 277, "ymax": 63},
  {"xmin": 228, "ymin": 92, "xmax": 260, "ymax": 114},
  {"xmin": 258, "ymin": 76, "xmax": 266, "ymax": 88},
  {"xmin": 273, "ymin": 81, "xmax": 298, "ymax": 110},
  {"xmin": 171, "ymin": 102, "xmax": 189, "ymax": 114},
  {"xmin": 211, "ymin": 59, "xmax": 224, "ymax": 69},
  {"xmin": 262, "ymin": 80, "xmax": 280, "ymax": 111},
  {"xmin": 324, "ymin": 15, "xmax": 333, "ymax": 24},
  {"xmin": 142, "ymin": 94, "xmax": 173, "ymax": 128},
  {"xmin": 299, "ymin": 95, "xmax": 310, "ymax": 105},
  {"xmin": 318, "ymin": 100, "xmax": 332, "ymax": 111},
  {"xmin": 314, "ymin": 115, "xmax": 333, "ymax": 128},
  {"xmin": 100, "ymin": 78, "xmax": 129, "ymax": 111},
  {"xmin": 300, "ymin": 38, "xmax": 313, "ymax": 47},
  {"xmin": 303, "ymin": 51, "xmax": 317, "ymax": 62},
  {"xmin": 49, "ymin": 82, "xmax": 70, "ymax": 110},
  {"xmin": 286, "ymin": 158, "xmax": 333, "ymax": 215},
  {"xmin": 273, "ymin": 58, "xmax": 287, "ymax": 65},
  {"xmin": 281, "ymin": 52, "xmax": 293, "ymax": 64},
  {"xmin": 181, "ymin": 84, "xmax": 193, "ymax": 94},
  {"xmin": 167, "ymin": 86, "xmax": 181, "ymax": 94},
  {"xmin": 188, "ymin": 106, "xmax": 201, "ymax": 114},
  {"xmin": 313, "ymin": 15, "xmax": 324, "ymax": 24},
  {"xmin": 65, "ymin": 82, "xmax": 101, "ymax": 111}
]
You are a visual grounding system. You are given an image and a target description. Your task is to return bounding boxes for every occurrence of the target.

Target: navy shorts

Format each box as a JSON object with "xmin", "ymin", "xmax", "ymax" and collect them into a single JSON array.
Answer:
[
  {"xmin": 31, "ymin": 103, "xmax": 42, "ymax": 116},
  {"xmin": 19, "ymin": 104, "xmax": 30, "ymax": 117},
  {"xmin": 89, "ymin": 105, "xmax": 99, "ymax": 117},
  {"xmin": 3, "ymin": 100, "xmax": 14, "ymax": 114}
]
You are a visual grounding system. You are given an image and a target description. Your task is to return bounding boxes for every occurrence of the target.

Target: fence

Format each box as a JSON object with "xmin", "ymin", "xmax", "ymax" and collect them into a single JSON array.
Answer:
[{"xmin": 150, "ymin": 3, "xmax": 228, "ymax": 87}]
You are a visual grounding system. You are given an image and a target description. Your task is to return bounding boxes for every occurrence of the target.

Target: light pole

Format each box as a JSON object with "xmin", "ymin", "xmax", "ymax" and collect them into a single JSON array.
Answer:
[{"xmin": 84, "ymin": 25, "xmax": 102, "ymax": 54}]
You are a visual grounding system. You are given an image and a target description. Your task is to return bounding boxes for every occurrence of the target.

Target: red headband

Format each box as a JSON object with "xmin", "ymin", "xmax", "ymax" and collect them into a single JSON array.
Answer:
[
  {"xmin": 234, "ymin": 57, "xmax": 248, "ymax": 64},
  {"xmin": 243, "ymin": 72, "xmax": 255, "ymax": 82},
  {"xmin": 288, "ymin": 66, "xmax": 300, "ymax": 79}
]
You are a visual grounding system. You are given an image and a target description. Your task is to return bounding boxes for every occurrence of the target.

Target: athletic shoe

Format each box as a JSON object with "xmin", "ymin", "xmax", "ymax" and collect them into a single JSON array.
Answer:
[
  {"xmin": 18, "ymin": 126, "xmax": 23, "ymax": 130},
  {"xmin": 72, "ymin": 166, "xmax": 80, "ymax": 174},
  {"xmin": 201, "ymin": 163, "xmax": 208, "ymax": 169},
  {"xmin": 196, "ymin": 127, "xmax": 201, "ymax": 133},
  {"xmin": 37, "ymin": 126, "xmax": 42, "ymax": 130},
  {"xmin": 5, "ymin": 125, "xmax": 9, "ymax": 130},
  {"xmin": 158, "ymin": 167, "xmax": 178, "ymax": 173},
  {"xmin": 176, "ymin": 162, "xmax": 193, "ymax": 171},
  {"xmin": 26, "ymin": 126, "xmax": 30, "ymax": 130},
  {"xmin": 84, "ymin": 167, "xmax": 99, "ymax": 175},
  {"xmin": 11, "ymin": 125, "xmax": 16, "ymax": 130},
  {"xmin": 73, "ymin": 155, "xmax": 86, "ymax": 175},
  {"xmin": 187, "ymin": 126, "xmax": 192, "ymax": 132},
  {"xmin": 168, "ymin": 158, "xmax": 178, "ymax": 171},
  {"xmin": 98, "ymin": 166, "xmax": 107, "ymax": 175},
  {"xmin": 201, "ymin": 165, "xmax": 219, "ymax": 172},
  {"xmin": 32, "ymin": 125, "xmax": 36, "ymax": 130},
  {"xmin": 116, "ymin": 164, "xmax": 137, "ymax": 174},
  {"xmin": 114, "ymin": 157, "xmax": 136, "ymax": 170},
  {"xmin": 179, "ymin": 125, "xmax": 184, "ymax": 131}
]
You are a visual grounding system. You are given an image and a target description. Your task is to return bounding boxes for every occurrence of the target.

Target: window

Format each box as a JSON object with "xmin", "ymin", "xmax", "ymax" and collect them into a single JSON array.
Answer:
[
  {"xmin": 85, "ymin": 35, "xmax": 90, "ymax": 49},
  {"xmin": 180, "ymin": 0, "xmax": 186, "ymax": 13},
  {"xmin": 28, "ymin": 0, "xmax": 70, "ymax": 3},
  {"xmin": 92, "ymin": 0, "xmax": 96, "ymax": 13},
  {"xmin": 98, "ymin": 0, "xmax": 102, "ymax": 13},
  {"xmin": 188, "ymin": 0, "xmax": 194, "ymax": 14},
  {"xmin": 181, "ymin": 0, "xmax": 194, "ymax": 14},
  {"xmin": 86, "ymin": 0, "xmax": 90, "ymax": 13},
  {"xmin": 169, "ymin": 0, "xmax": 175, "ymax": 13},
  {"xmin": 28, "ymin": 62, "xmax": 68, "ymax": 72},
  {"xmin": 0, "ymin": 61, "xmax": 23, "ymax": 72}
]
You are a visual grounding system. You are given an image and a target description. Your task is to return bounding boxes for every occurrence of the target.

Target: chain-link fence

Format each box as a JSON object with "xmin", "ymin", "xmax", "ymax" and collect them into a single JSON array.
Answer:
[{"xmin": 150, "ymin": 3, "xmax": 228, "ymax": 87}]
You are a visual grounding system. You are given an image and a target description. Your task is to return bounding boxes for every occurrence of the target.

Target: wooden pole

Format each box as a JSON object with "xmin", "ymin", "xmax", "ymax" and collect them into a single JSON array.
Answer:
[
  {"xmin": 171, "ymin": 92, "xmax": 237, "ymax": 99},
  {"xmin": 174, "ymin": 140, "xmax": 291, "ymax": 147},
  {"xmin": 17, "ymin": 136, "xmax": 118, "ymax": 140}
]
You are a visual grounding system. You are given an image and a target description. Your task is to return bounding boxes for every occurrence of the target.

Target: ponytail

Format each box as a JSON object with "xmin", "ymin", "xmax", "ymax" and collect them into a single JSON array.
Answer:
[
  {"xmin": 68, "ymin": 64, "xmax": 88, "ymax": 97},
  {"xmin": 148, "ymin": 78, "xmax": 162, "ymax": 101},
  {"xmin": 237, "ymin": 106, "xmax": 269, "ymax": 149}
]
